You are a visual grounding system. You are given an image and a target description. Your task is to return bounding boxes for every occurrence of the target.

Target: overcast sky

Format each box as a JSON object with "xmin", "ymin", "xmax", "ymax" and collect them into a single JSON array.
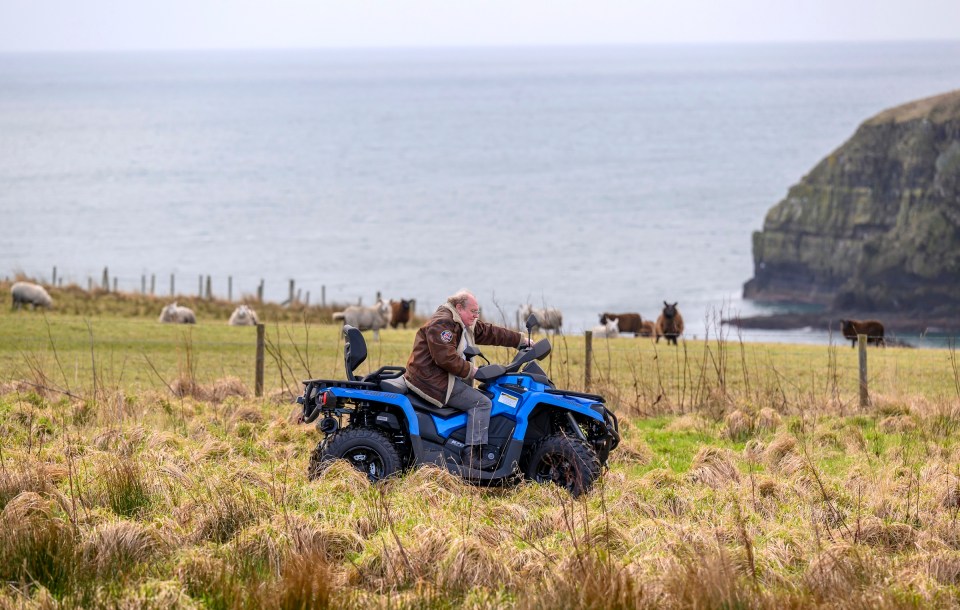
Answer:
[{"xmin": 0, "ymin": 0, "xmax": 957, "ymax": 52}]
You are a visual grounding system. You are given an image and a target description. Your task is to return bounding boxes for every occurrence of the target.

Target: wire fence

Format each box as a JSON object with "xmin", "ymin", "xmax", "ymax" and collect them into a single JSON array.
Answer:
[
  {"xmin": 5, "ymin": 266, "xmax": 393, "ymax": 309},
  {"xmin": 4, "ymin": 320, "xmax": 959, "ymax": 420}
]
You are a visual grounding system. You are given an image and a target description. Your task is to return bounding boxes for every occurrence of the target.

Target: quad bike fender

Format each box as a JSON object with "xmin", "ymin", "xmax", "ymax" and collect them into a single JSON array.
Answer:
[
  {"xmin": 325, "ymin": 387, "xmax": 420, "ymax": 436},
  {"xmin": 323, "ymin": 386, "xmax": 430, "ymax": 464},
  {"xmin": 513, "ymin": 394, "xmax": 605, "ymax": 441},
  {"xmin": 432, "ymin": 412, "xmax": 468, "ymax": 438}
]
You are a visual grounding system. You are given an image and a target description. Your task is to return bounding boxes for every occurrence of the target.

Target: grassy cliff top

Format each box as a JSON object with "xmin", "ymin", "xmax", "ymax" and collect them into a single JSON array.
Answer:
[{"xmin": 865, "ymin": 88, "xmax": 960, "ymax": 125}]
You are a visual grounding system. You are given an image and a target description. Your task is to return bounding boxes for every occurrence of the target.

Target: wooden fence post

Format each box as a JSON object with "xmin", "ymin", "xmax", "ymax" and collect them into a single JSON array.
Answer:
[
  {"xmin": 321, "ymin": 285, "xmax": 326, "ymax": 307},
  {"xmin": 289, "ymin": 279, "xmax": 295, "ymax": 305},
  {"xmin": 255, "ymin": 324, "xmax": 265, "ymax": 398},
  {"xmin": 102, "ymin": 267, "xmax": 109, "ymax": 291},
  {"xmin": 141, "ymin": 275, "xmax": 146, "ymax": 294},
  {"xmin": 52, "ymin": 266, "xmax": 57, "ymax": 286},
  {"xmin": 112, "ymin": 278, "xmax": 117, "ymax": 292},
  {"xmin": 228, "ymin": 276, "xmax": 233, "ymax": 302},
  {"xmin": 205, "ymin": 275, "xmax": 212, "ymax": 300},
  {"xmin": 150, "ymin": 274, "xmax": 155, "ymax": 295},
  {"xmin": 258, "ymin": 280, "xmax": 264, "ymax": 303},
  {"xmin": 585, "ymin": 330, "xmax": 593, "ymax": 392},
  {"xmin": 198, "ymin": 275, "xmax": 203, "ymax": 297},
  {"xmin": 170, "ymin": 274, "xmax": 174, "ymax": 296},
  {"xmin": 858, "ymin": 334, "xmax": 869, "ymax": 408}
]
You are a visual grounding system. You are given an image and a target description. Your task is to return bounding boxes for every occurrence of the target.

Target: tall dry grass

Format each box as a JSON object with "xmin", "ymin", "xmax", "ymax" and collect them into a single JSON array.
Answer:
[{"xmin": 3, "ymin": 306, "xmax": 960, "ymax": 607}]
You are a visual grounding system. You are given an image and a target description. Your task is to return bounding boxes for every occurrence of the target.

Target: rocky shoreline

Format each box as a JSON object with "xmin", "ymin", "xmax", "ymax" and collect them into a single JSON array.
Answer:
[{"xmin": 723, "ymin": 310, "xmax": 960, "ymax": 336}]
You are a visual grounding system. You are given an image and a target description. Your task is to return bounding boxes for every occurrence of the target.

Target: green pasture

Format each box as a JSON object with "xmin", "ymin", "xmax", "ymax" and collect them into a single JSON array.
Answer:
[{"xmin": 2, "ymin": 304, "xmax": 958, "ymax": 416}]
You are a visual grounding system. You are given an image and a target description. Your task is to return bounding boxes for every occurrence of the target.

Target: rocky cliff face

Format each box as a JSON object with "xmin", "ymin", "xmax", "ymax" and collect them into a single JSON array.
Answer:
[{"xmin": 744, "ymin": 90, "xmax": 960, "ymax": 314}]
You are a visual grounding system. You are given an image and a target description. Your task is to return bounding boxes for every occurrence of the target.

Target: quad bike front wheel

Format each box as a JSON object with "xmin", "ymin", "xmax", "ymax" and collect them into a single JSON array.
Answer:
[
  {"xmin": 524, "ymin": 434, "xmax": 601, "ymax": 497},
  {"xmin": 308, "ymin": 427, "xmax": 402, "ymax": 482}
]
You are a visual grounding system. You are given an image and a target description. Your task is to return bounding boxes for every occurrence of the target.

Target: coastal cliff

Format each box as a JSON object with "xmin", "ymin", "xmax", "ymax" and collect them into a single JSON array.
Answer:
[{"xmin": 744, "ymin": 90, "xmax": 960, "ymax": 315}]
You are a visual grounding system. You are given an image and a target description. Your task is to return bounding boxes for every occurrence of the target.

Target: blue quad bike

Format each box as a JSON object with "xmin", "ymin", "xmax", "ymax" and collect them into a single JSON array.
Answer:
[{"xmin": 298, "ymin": 321, "xmax": 620, "ymax": 495}]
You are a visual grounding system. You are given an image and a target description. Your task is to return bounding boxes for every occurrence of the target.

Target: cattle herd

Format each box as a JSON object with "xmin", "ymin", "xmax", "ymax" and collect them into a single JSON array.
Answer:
[{"xmin": 8, "ymin": 280, "xmax": 888, "ymax": 347}]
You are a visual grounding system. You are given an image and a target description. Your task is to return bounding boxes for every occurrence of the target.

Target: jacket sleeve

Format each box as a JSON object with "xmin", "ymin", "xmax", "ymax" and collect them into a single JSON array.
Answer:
[
  {"xmin": 474, "ymin": 320, "xmax": 523, "ymax": 349},
  {"xmin": 425, "ymin": 320, "xmax": 472, "ymax": 378}
]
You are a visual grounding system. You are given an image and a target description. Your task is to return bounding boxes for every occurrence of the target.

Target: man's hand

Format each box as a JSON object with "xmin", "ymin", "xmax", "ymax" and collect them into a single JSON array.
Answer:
[
  {"xmin": 467, "ymin": 364, "xmax": 478, "ymax": 381},
  {"xmin": 519, "ymin": 337, "xmax": 535, "ymax": 349}
]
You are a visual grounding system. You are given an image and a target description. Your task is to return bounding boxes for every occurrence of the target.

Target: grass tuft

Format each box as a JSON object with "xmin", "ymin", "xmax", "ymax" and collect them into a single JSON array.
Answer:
[
  {"xmin": 756, "ymin": 407, "xmax": 782, "ymax": 432},
  {"xmin": 804, "ymin": 543, "xmax": 874, "ymax": 601},
  {"xmin": 0, "ymin": 493, "xmax": 77, "ymax": 598},
  {"xmin": 80, "ymin": 519, "xmax": 165, "ymax": 578},
  {"xmin": 190, "ymin": 480, "xmax": 265, "ymax": 544},
  {"xmin": 0, "ymin": 462, "xmax": 54, "ymax": 510},
  {"xmin": 856, "ymin": 517, "xmax": 917, "ymax": 552},
  {"xmin": 723, "ymin": 409, "xmax": 754, "ymax": 441},
  {"xmin": 259, "ymin": 549, "xmax": 338, "ymax": 610},
  {"xmin": 685, "ymin": 447, "xmax": 741, "ymax": 488},
  {"xmin": 96, "ymin": 456, "xmax": 154, "ymax": 518}
]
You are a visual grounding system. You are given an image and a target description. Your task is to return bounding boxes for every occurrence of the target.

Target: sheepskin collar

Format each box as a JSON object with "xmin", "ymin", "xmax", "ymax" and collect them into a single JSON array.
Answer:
[{"xmin": 441, "ymin": 303, "xmax": 476, "ymax": 347}]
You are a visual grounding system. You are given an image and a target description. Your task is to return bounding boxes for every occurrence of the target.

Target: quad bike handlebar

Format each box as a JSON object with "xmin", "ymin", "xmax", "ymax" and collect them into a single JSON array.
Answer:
[{"xmin": 474, "ymin": 338, "xmax": 551, "ymax": 382}]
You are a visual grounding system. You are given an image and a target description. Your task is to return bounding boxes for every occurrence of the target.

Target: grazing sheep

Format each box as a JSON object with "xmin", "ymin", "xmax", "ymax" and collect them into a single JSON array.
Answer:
[
  {"xmin": 332, "ymin": 299, "xmax": 391, "ymax": 339},
  {"xmin": 228, "ymin": 304, "xmax": 259, "ymax": 326},
  {"xmin": 656, "ymin": 301, "xmax": 684, "ymax": 345},
  {"xmin": 158, "ymin": 302, "xmax": 196, "ymax": 324},
  {"xmin": 590, "ymin": 317, "xmax": 620, "ymax": 339},
  {"xmin": 389, "ymin": 298, "xmax": 416, "ymax": 329},
  {"xmin": 11, "ymin": 281, "xmax": 52, "ymax": 310},
  {"xmin": 518, "ymin": 304, "xmax": 563, "ymax": 334},
  {"xmin": 840, "ymin": 319, "xmax": 885, "ymax": 348},
  {"xmin": 600, "ymin": 312, "xmax": 643, "ymax": 336},
  {"xmin": 639, "ymin": 320, "xmax": 656, "ymax": 338}
]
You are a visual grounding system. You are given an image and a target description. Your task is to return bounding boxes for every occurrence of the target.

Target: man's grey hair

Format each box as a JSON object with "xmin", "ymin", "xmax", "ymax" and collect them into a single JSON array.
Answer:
[{"xmin": 446, "ymin": 289, "xmax": 475, "ymax": 309}]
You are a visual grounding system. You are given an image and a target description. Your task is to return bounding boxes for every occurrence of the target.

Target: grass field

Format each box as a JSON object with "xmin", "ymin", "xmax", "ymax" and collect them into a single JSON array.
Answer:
[{"xmin": 3, "ymin": 281, "xmax": 960, "ymax": 608}]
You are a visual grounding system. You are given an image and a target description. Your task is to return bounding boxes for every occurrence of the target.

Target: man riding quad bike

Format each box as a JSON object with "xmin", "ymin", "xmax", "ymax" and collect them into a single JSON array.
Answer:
[{"xmin": 298, "ymin": 318, "xmax": 619, "ymax": 496}]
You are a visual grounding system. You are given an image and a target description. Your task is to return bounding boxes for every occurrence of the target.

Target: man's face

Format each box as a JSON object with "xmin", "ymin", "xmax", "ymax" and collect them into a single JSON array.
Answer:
[{"xmin": 457, "ymin": 297, "xmax": 481, "ymax": 327}]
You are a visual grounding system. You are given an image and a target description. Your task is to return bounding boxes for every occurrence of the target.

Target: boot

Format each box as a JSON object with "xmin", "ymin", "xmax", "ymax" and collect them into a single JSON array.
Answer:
[{"xmin": 461, "ymin": 444, "xmax": 498, "ymax": 470}]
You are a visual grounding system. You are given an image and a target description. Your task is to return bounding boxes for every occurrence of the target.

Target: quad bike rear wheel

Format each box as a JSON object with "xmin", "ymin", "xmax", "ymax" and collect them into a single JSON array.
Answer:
[
  {"xmin": 524, "ymin": 434, "xmax": 601, "ymax": 496},
  {"xmin": 308, "ymin": 427, "xmax": 402, "ymax": 482}
]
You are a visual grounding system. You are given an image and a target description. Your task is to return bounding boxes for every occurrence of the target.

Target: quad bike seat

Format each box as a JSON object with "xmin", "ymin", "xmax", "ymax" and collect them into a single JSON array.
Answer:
[
  {"xmin": 342, "ymin": 325, "xmax": 460, "ymax": 418},
  {"xmin": 379, "ymin": 375, "xmax": 461, "ymax": 418}
]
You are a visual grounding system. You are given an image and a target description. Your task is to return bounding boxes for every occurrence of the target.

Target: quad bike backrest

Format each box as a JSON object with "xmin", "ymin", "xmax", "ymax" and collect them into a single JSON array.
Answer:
[{"xmin": 343, "ymin": 325, "xmax": 367, "ymax": 381}]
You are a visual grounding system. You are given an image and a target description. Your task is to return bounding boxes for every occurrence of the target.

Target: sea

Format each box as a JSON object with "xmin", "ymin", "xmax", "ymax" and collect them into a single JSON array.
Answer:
[{"xmin": 2, "ymin": 42, "xmax": 959, "ymax": 345}]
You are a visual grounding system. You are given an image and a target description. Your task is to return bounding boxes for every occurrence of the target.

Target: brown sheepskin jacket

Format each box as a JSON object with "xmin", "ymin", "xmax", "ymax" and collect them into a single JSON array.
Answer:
[{"xmin": 404, "ymin": 304, "xmax": 523, "ymax": 407}]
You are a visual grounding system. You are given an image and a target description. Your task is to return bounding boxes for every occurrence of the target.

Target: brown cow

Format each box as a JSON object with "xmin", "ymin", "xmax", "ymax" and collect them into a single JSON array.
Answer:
[
  {"xmin": 600, "ymin": 312, "xmax": 643, "ymax": 336},
  {"xmin": 389, "ymin": 299, "xmax": 416, "ymax": 329},
  {"xmin": 655, "ymin": 301, "xmax": 684, "ymax": 345},
  {"xmin": 840, "ymin": 319, "xmax": 885, "ymax": 348}
]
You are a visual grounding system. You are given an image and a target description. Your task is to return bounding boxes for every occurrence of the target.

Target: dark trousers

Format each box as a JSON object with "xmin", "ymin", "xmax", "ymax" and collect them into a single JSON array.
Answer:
[{"xmin": 447, "ymin": 379, "xmax": 492, "ymax": 445}]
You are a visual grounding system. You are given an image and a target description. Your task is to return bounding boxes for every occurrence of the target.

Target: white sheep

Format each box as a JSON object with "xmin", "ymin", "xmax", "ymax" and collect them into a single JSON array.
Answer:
[
  {"xmin": 228, "ymin": 304, "xmax": 259, "ymax": 326},
  {"xmin": 590, "ymin": 317, "xmax": 619, "ymax": 339},
  {"xmin": 332, "ymin": 299, "xmax": 391, "ymax": 340},
  {"xmin": 518, "ymin": 304, "xmax": 563, "ymax": 334},
  {"xmin": 158, "ymin": 302, "xmax": 196, "ymax": 324},
  {"xmin": 11, "ymin": 281, "xmax": 53, "ymax": 310}
]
